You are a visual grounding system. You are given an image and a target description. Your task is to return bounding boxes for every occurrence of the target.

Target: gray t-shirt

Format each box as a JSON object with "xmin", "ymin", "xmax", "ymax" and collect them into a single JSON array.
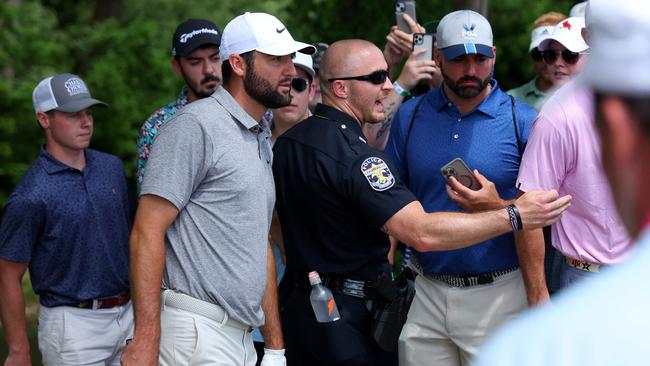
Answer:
[{"xmin": 141, "ymin": 86, "xmax": 275, "ymax": 327}]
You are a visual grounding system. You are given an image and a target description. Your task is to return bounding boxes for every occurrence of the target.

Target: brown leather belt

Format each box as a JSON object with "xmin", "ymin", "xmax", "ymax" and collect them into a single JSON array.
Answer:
[{"xmin": 78, "ymin": 292, "xmax": 130, "ymax": 310}]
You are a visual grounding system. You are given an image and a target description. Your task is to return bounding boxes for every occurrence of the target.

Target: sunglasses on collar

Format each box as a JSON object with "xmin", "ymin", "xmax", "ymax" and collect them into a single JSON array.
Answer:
[{"xmin": 327, "ymin": 69, "xmax": 389, "ymax": 85}]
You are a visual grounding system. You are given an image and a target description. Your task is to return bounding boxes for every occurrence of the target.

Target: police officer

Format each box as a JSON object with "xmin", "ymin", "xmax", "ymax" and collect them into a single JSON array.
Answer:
[{"xmin": 272, "ymin": 39, "xmax": 572, "ymax": 366}]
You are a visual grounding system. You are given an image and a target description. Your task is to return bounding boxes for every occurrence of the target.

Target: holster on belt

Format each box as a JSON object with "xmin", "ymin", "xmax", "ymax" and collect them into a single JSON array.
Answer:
[{"xmin": 370, "ymin": 267, "xmax": 417, "ymax": 352}]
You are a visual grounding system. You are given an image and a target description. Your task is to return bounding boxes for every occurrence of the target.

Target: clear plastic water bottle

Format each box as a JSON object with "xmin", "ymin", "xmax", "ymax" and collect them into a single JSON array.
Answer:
[{"xmin": 308, "ymin": 271, "xmax": 341, "ymax": 323}]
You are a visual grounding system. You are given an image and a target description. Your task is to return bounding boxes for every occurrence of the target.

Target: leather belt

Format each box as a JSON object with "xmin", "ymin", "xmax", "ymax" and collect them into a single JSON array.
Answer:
[
  {"xmin": 161, "ymin": 290, "xmax": 252, "ymax": 332},
  {"xmin": 78, "ymin": 292, "xmax": 130, "ymax": 310},
  {"xmin": 564, "ymin": 256, "xmax": 603, "ymax": 273},
  {"xmin": 425, "ymin": 267, "xmax": 519, "ymax": 287}
]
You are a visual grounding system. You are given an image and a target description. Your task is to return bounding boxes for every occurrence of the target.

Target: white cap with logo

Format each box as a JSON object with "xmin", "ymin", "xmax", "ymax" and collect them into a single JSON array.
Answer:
[
  {"xmin": 436, "ymin": 10, "xmax": 494, "ymax": 60},
  {"xmin": 538, "ymin": 17, "xmax": 588, "ymax": 52},
  {"xmin": 529, "ymin": 25, "xmax": 554, "ymax": 51},
  {"xmin": 219, "ymin": 12, "xmax": 315, "ymax": 60},
  {"xmin": 581, "ymin": 0, "xmax": 650, "ymax": 95}
]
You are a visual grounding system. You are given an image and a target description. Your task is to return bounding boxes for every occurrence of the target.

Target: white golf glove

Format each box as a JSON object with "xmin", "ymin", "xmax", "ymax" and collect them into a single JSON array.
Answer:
[{"xmin": 260, "ymin": 348, "xmax": 286, "ymax": 366}]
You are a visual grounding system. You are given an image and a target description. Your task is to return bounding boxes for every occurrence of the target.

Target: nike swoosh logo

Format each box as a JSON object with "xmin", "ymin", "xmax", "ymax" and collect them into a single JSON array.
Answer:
[{"xmin": 276, "ymin": 27, "xmax": 286, "ymax": 33}]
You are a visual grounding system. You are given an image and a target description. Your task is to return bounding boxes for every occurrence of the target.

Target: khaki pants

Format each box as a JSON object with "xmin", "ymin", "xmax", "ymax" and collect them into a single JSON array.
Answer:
[
  {"xmin": 159, "ymin": 297, "xmax": 256, "ymax": 366},
  {"xmin": 398, "ymin": 270, "xmax": 527, "ymax": 366},
  {"xmin": 38, "ymin": 302, "xmax": 133, "ymax": 366}
]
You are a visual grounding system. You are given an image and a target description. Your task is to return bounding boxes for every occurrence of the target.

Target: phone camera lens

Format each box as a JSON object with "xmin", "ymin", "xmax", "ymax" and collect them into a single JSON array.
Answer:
[
  {"xmin": 445, "ymin": 167, "xmax": 456, "ymax": 177},
  {"xmin": 396, "ymin": 2, "xmax": 405, "ymax": 12}
]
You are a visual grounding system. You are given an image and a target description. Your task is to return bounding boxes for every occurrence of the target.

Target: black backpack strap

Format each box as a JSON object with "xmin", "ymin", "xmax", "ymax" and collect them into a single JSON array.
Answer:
[
  {"xmin": 510, "ymin": 95, "xmax": 524, "ymax": 155},
  {"xmin": 402, "ymin": 96, "xmax": 427, "ymax": 179}
]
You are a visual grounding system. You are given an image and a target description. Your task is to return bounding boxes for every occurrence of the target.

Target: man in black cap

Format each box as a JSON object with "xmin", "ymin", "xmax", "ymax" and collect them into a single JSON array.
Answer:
[
  {"xmin": 0, "ymin": 73, "xmax": 132, "ymax": 365},
  {"xmin": 135, "ymin": 18, "xmax": 222, "ymax": 190}
]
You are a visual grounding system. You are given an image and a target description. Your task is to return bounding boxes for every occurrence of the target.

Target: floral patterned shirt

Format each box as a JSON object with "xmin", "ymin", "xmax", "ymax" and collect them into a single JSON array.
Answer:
[{"xmin": 135, "ymin": 87, "xmax": 188, "ymax": 191}]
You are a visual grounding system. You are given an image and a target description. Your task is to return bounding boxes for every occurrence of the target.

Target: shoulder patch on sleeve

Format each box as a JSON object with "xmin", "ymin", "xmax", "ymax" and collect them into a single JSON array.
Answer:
[{"xmin": 360, "ymin": 157, "xmax": 395, "ymax": 191}]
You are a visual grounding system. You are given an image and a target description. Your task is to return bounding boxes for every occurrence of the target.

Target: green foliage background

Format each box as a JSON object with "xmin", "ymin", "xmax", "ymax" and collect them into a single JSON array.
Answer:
[{"xmin": 0, "ymin": 0, "xmax": 573, "ymax": 204}]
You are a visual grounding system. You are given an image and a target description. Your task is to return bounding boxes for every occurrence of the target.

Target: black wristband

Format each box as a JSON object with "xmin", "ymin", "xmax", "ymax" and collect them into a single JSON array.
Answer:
[{"xmin": 507, "ymin": 204, "xmax": 523, "ymax": 232}]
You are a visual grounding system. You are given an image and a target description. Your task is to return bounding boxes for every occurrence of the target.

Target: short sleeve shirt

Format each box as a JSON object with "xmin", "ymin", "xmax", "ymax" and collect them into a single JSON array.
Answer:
[
  {"xmin": 135, "ymin": 87, "xmax": 188, "ymax": 191},
  {"xmin": 273, "ymin": 104, "xmax": 416, "ymax": 280},
  {"xmin": 516, "ymin": 81, "xmax": 631, "ymax": 263},
  {"xmin": 140, "ymin": 86, "xmax": 275, "ymax": 327},
  {"xmin": 0, "ymin": 148, "xmax": 131, "ymax": 306},
  {"xmin": 385, "ymin": 81, "xmax": 537, "ymax": 275}
]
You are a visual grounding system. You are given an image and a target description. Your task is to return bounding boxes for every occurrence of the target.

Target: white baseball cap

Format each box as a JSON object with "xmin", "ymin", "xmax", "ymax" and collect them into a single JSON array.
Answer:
[
  {"xmin": 538, "ymin": 17, "xmax": 589, "ymax": 52},
  {"xmin": 569, "ymin": 1, "xmax": 588, "ymax": 18},
  {"xmin": 580, "ymin": 0, "xmax": 650, "ymax": 95},
  {"xmin": 293, "ymin": 52, "xmax": 315, "ymax": 79},
  {"xmin": 529, "ymin": 25, "xmax": 554, "ymax": 51},
  {"xmin": 219, "ymin": 12, "xmax": 315, "ymax": 60},
  {"xmin": 436, "ymin": 10, "xmax": 494, "ymax": 60}
]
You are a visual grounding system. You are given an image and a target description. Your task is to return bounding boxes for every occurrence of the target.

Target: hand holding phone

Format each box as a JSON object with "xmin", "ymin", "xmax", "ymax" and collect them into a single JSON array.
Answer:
[
  {"xmin": 412, "ymin": 33, "xmax": 434, "ymax": 62},
  {"xmin": 395, "ymin": 0, "xmax": 417, "ymax": 33},
  {"xmin": 440, "ymin": 158, "xmax": 482, "ymax": 191}
]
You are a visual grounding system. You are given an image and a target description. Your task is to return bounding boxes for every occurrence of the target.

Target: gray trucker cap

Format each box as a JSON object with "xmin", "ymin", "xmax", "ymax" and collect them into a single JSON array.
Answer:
[{"xmin": 32, "ymin": 73, "xmax": 107, "ymax": 113}]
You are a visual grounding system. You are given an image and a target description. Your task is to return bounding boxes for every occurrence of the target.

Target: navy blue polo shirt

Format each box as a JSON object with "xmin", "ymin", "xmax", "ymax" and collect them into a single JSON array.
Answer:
[
  {"xmin": 0, "ymin": 147, "xmax": 131, "ymax": 306},
  {"xmin": 273, "ymin": 104, "xmax": 416, "ymax": 281},
  {"xmin": 385, "ymin": 81, "xmax": 537, "ymax": 275}
]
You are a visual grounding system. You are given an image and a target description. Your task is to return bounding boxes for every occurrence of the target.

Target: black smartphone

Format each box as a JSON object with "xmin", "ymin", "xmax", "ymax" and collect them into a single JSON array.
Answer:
[
  {"xmin": 395, "ymin": 0, "xmax": 417, "ymax": 33},
  {"xmin": 440, "ymin": 158, "xmax": 482, "ymax": 191},
  {"xmin": 412, "ymin": 33, "xmax": 434, "ymax": 61}
]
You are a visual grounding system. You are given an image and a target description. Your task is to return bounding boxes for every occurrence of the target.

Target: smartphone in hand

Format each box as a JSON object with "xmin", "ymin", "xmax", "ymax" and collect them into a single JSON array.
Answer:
[
  {"xmin": 412, "ymin": 33, "xmax": 434, "ymax": 61},
  {"xmin": 395, "ymin": 0, "xmax": 417, "ymax": 33},
  {"xmin": 440, "ymin": 158, "xmax": 482, "ymax": 191}
]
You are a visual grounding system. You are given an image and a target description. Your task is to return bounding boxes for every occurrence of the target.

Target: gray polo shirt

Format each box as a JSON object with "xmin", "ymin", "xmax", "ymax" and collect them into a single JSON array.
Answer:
[{"xmin": 141, "ymin": 86, "xmax": 275, "ymax": 327}]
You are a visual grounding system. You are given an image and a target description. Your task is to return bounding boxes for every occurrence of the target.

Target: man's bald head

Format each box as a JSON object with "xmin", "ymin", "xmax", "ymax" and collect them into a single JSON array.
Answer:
[{"xmin": 319, "ymin": 39, "xmax": 383, "ymax": 93}]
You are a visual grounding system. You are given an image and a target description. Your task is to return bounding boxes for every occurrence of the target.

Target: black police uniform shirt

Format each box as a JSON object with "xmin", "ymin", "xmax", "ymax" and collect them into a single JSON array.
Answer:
[{"xmin": 273, "ymin": 104, "xmax": 416, "ymax": 281}]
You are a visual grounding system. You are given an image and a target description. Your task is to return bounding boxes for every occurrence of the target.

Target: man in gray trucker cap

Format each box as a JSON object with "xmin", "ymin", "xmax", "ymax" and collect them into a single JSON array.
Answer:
[{"xmin": 0, "ymin": 73, "xmax": 132, "ymax": 365}]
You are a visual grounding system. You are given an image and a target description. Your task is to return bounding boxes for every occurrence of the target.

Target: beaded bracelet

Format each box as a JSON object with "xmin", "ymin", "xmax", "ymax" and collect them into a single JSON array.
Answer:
[{"xmin": 506, "ymin": 204, "xmax": 523, "ymax": 232}]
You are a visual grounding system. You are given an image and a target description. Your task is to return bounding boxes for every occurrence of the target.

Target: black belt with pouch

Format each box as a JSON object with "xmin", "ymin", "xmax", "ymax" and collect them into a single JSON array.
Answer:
[{"xmin": 370, "ymin": 267, "xmax": 417, "ymax": 352}]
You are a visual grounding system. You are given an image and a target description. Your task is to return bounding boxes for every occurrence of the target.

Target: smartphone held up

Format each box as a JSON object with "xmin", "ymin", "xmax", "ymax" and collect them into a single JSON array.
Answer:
[
  {"xmin": 395, "ymin": 0, "xmax": 416, "ymax": 33},
  {"xmin": 412, "ymin": 33, "xmax": 434, "ymax": 62}
]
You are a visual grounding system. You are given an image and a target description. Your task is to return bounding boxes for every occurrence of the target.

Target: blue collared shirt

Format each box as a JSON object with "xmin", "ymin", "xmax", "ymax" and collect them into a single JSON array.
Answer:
[
  {"xmin": 385, "ymin": 81, "xmax": 537, "ymax": 275},
  {"xmin": 0, "ymin": 148, "xmax": 131, "ymax": 306}
]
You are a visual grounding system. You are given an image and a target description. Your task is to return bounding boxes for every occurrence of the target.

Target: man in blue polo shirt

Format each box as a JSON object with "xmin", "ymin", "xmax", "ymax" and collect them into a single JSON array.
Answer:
[
  {"xmin": 385, "ymin": 10, "xmax": 538, "ymax": 365},
  {"xmin": 0, "ymin": 73, "xmax": 132, "ymax": 365}
]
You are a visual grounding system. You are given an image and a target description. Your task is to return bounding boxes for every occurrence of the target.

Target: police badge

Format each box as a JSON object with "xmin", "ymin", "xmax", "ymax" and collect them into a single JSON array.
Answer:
[{"xmin": 361, "ymin": 157, "xmax": 395, "ymax": 191}]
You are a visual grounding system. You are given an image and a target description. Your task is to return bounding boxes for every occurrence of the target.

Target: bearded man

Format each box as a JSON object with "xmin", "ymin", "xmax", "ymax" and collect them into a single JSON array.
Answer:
[{"xmin": 385, "ymin": 10, "xmax": 539, "ymax": 366}]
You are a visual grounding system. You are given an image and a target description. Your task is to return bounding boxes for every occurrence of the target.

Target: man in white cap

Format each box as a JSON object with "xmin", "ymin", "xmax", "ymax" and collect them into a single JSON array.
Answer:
[
  {"xmin": 384, "ymin": 10, "xmax": 540, "ymax": 365},
  {"xmin": 136, "ymin": 18, "xmax": 223, "ymax": 192},
  {"xmin": 508, "ymin": 11, "xmax": 566, "ymax": 111},
  {"xmin": 0, "ymin": 73, "xmax": 133, "ymax": 365},
  {"xmin": 121, "ymin": 12, "xmax": 314, "ymax": 366},
  {"xmin": 476, "ymin": 1, "xmax": 650, "ymax": 363},
  {"xmin": 271, "ymin": 52, "xmax": 316, "ymax": 143},
  {"xmin": 515, "ymin": 11, "xmax": 631, "ymax": 291}
]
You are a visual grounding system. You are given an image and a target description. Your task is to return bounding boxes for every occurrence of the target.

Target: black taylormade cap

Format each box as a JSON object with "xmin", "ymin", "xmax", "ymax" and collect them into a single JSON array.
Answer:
[{"xmin": 172, "ymin": 19, "xmax": 221, "ymax": 58}]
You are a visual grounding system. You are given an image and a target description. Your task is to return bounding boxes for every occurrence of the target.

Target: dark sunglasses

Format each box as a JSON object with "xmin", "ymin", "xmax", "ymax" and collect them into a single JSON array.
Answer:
[
  {"xmin": 291, "ymin": 78, "xmax": 309, "ymax": 93},
  {"xmin": 327, "ymin": 69, "xmax": 389, "ymax": 85},
  {"xmin": 541, "ymin": 49, "xmax": 585, "ymax": 65},
  {"xmin": 530, "ymin": 48, "xmax": 543, "ymax": 62}
]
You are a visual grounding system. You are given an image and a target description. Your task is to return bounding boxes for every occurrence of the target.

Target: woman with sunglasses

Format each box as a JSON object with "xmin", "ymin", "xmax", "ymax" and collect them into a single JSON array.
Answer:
[
  {"xmin": 537, "ymin": 17, "xmax": 589, "ymax": 88},
  {"xmin": 508, "ymin": 11, "xmax": 566, "ymax": 112}
]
